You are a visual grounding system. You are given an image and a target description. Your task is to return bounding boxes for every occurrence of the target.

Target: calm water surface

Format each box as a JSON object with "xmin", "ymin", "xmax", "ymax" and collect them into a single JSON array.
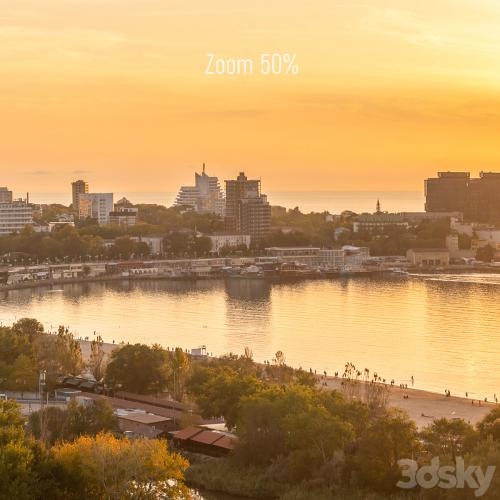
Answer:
[{"xmin": 1, "ymin": 274, "xmax": 498, "ymax": 400}]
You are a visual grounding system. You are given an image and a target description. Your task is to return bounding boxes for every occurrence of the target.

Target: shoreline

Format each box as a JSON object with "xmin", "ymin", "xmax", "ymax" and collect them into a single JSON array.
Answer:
[
  {"xmin": 2, "ymin": 265, "xmax": 500, "ymax": 293},
  {"xmin": 78, "ymin": 339, "xmax": 498, "ymax": 430}
]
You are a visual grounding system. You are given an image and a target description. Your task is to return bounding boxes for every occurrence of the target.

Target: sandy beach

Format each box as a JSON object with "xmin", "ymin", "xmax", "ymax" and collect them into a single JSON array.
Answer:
[
  {"xmin": 78, "ymin": 339, "xmax": 497, "ymax": 429},
  {"xmin": 323, "ymin": 377, "xmax": 496, "ymax": 429}
]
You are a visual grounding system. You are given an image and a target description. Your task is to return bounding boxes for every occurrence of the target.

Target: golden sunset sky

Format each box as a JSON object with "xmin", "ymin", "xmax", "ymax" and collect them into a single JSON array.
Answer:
[{"xmin": 1, "ymin": 0, "xmax": 500, "ymax": 193}]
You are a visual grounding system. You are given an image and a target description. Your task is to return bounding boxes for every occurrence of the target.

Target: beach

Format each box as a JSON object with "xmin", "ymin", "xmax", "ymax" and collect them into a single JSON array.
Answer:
[
  {"xmin": 323, "ymin": 376, "xmax": 496, "ymax": 429},
  {"xmin": 79, "ymin": 339, "xmax": 497, "ymax": 430}
]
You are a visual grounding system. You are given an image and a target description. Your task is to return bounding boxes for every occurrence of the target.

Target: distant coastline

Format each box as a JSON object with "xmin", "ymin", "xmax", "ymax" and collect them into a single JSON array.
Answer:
[
  {"xmin": 22, "ymin": 190, "xmax": 425, "ymax": 214},
  {"xmin": 2, "ymin": 266, "xmax": 500, "ymax": 293}
]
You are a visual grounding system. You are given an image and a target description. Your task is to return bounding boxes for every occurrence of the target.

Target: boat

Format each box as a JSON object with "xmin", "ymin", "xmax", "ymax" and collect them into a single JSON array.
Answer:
[{"xmin": 227, "ymin": 265, "xmax": 265, "ymax": 279}]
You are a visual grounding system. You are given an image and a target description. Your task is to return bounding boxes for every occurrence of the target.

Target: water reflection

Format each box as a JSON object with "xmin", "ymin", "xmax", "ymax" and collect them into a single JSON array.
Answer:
[{"xmin": 0, "ymin": 275, "xmax": 498, "ymax": 399}]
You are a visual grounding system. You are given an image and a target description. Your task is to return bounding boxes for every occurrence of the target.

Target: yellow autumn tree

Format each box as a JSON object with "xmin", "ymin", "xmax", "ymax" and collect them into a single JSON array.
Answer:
[{"xmin": 51, "ymin": 432, "xmax": 191, "ymax": 499}]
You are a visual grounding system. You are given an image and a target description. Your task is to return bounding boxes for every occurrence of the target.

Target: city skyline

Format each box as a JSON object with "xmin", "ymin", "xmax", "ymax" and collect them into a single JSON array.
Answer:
[{"xmin": 2, "ymin": 1, "xmax": 500, "ymax": 192}]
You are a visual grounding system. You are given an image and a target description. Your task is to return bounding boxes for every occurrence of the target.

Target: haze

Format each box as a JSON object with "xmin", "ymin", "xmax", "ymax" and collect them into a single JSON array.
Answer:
[{"xmin": 2, "ymin": 0, "xmax": 500, "ymax": 193}]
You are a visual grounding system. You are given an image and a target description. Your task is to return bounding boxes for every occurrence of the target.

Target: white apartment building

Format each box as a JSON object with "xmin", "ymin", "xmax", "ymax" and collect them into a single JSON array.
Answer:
[
  {"xmin": 79, "ymin": 193, "xmax": 113, "ymax": 225},
  {"xmin": 175, "ymin": 165, "xmax": 225, "ymax": 216},
  {"xmin": 0, "ymin": 201, "xmax": 33, "ymax": 235},
  {"xmin": 207, "ymin": 233, "xmax": 251, "ymax": 253}
]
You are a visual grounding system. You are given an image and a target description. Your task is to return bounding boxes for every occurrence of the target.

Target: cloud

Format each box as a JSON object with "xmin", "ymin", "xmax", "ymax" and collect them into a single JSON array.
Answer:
[
  {"xmin": 72, "ymin": 169, "xmax": 91, "ymax": 174},
  {"xmin": 28, "ymin": 169, "xmax": 51, "ymax": 175},
  {"xmin": 362, "ymin": 7, "xmax": 500, "ymax": 57}
]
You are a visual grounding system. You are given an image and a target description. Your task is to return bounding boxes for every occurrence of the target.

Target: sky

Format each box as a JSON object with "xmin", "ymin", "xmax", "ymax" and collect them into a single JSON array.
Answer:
[{"xmin": 1, "ymin": 0, "xmax": 500, "ymax": 194}]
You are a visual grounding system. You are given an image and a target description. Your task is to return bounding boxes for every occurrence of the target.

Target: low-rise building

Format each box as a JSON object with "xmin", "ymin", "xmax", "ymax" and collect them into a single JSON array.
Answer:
[
  {"xmin": 207, "ymin": 233, "xmax": 251, "ymax": 253},
  {"xmin": 353, "ymin": 213, "xmax": 409, "ymax": 233},
  {"xmin": 109, "ymin": 198, "xmax": 138, "ymax": 226},
  {"xmin": 116, "ymin": 409, "xmax": 173, "ymax": 438},
  {"xmin": 406, "ymin": 248, "xmax": 450, "ymax": 267},
  {"xmin": 131, "ymin": 235, "xmax": 165, "ymax": 255}
]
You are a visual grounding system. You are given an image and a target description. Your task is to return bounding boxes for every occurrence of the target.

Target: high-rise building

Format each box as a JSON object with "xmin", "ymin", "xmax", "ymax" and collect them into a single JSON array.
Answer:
[
  {"xmin": 424, "ymin": 172, "xmax": 470, "ymax": 213},
  {"xmin": 425, "ymin": 171, "xmax": 500, "ymax": 222},
  {"xmin": 224, "ymin": 172, "xmax": 271, "ymax": 243},
  {"xmin": 0, "ymin": 199, "xmax": 33, "ymax": 235},
  {"xmin": 0, "ymin": 187, "xmax": 13, "ymax": 204},
  {"xmin": 469, "ymin": 172, "xmax": 500, "ymax": 222},
  {"xmin": 78, "ymin": 193, "xmax": 113, "ymax": 225},
  {"xmin": 175, "ymin": 165, "xmax": 225, "ymax": 216},
  {"xmin": 72, "ymin": 180, "xmax": 89, "ymax": 215}
]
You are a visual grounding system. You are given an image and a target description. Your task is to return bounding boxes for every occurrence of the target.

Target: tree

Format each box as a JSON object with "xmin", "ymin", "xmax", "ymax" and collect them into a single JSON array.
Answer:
[
  {"xmin": 51, "ymin": 433, "xmax": 189, "ymax": 499},
  {"xmin": 87, "ymin": 335, "xmax": 107, "ymax": 382},
  {"xmin": 29, "ymin": 399, "xmax": 118, "ymax": 446},
  {"xmin": 478, "ymin": 407, "xmax": 500, "ymax": 442},
  {"xmin": 353, "ymin": 409, "xmax": 420, "ymax": 492},
  {"xmin": 35, "ymin": 327, "xmax": 83, "ymax": 385},
  {"xmin": 108, "ymin": 236, "xmax": 137, "ymax": 259},
  {"xmin": 420, "ymin": 418, "xmax": 478, "ymax": 459},
  {"xmin": 12, "ymin": 318, "xmax": 45, "ymax": 343},
  {"xmin": 0, "ymin": 400, "xmax": 47, "ymax": 500},
  {"xmin": 166, "ymin": 348, "xmax": 191, "ymax": 401},
  {"xmin": 476, "ymin": 244, "xmax": 496, "ymax": 262},
  {"xmin": 8, "ymin": 354, "xmax": 38, "ymax": 395},
  {"xmin": 105, "ymin": 343, "xmax": 169, "ymax": 394},
  {"xmin": 193, "ymin": 370, "xmax": 261, "ymax": 430}
]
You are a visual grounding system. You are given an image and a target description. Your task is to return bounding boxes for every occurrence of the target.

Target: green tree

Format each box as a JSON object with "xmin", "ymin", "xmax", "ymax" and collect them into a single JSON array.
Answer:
[
  {"xmin": 8, "ymin": 354, "xmax": 38, "ymax": 395},
  {"xmin": 35, "ymin": 326, "xmax": 84, "ymax": 386},
  {"xmin": 105, "ymin": 343, "xmax": 169, "ymax": 394},
  {"xmin": 353, "ymin": 409, "xmax": 420, "ymax": 492},
  {"xmin": 12, "ymin": 318, "xmax": 45, "ymax": 343},
  {"xmin": 0, "ymin": 400, "xmax": 46, "ymax": 500},
  {"xmin": 478, "ymin": 407, "xmax": 500, "ymax": 442},
  {"xmin": 193, "ymin": 370, "xmax": 261, "ymax": 430},
  {"xmin": 29, "ymin": 399, "xmax": 118, "ymax": 446},
  {"xmin": 420, "ymin": 418, "xmax": 478, "ymax": 460}
]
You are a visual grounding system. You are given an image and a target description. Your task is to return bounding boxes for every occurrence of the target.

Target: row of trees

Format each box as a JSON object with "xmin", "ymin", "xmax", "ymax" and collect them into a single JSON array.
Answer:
[
  {"xmin": 0, "ymin": 319, "xmax": 83, "ymax": 394},
  {"xmin": 185, "ymin": 355, "xmax": 500, "ymax": 499},
  {"xmin": 0, "ymin": 400, "xmax": 190, "ymax": 500},
  {"xmin": 0, "ymin": 225, "xmax": 218, "ymax": 263}
]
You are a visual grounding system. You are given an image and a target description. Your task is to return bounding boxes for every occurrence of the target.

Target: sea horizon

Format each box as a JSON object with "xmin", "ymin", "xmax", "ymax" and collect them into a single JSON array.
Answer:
[{"xmin": 22, "ymin": 190, "xmax": 425, "ymax": 214}]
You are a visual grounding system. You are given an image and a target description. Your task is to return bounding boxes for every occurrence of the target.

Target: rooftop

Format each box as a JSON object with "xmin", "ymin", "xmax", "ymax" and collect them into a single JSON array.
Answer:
[
  {"xmin": 117, "ymin": 412, "xmax": 171, "ymax": 425},
  {"xmin": 408, "ymin": 248, "xmax": 449, "ymax": 253}
]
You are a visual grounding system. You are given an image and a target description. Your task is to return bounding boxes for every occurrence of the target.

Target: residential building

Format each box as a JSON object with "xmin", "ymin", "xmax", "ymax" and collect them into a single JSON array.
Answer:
[
  {"xmin": 0, "ymin": 199, "xmax": 33, "ymax": 235},
  {"xmin": 406, "ymin": 248, "xmax": 450, "ymax": 267},
  {"xmin": 353, "ymin": 213, "xmax": 409, "ymax": 233},
  {"xmin": 425, "ymin": 171, "xmax": 500, "ymax": 222},
  {"xmin": 206, "ymin": 233, "xmax": 251, "ymax": 253},
  {"xmin": 109, "ymin": 198, "xmax": 138, "ymax": 226},
  {"xmin": 0, "ymin": 187, "xmax": 13, "ymax": 203},
  {"xmin": 78, "ymin": 193, "xmax": 113, "ymax": 225},
  {"xmin": 225, "ymin": 172, "xmax": 271, "ymax": 243},
  {"xmin": 131, "ymin": 235, "xmax": 165, "ymax": 255},
  {"xmin": 175, "ymin": 165, "xmax": 225, "ymax": 216},
  {"xmin": 71, "ymin": 179, "xmax": 89, "ymax": 215}
]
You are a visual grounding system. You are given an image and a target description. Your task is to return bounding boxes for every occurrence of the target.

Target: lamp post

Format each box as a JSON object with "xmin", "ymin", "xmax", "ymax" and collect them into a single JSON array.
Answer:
[{"xmin": 39, "ymin": 370, "xmax": 46, "ymax": 443}]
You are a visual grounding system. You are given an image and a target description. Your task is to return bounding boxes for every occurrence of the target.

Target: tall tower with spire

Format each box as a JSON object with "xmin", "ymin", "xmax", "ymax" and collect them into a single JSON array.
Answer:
[{"xmin": 376, "ymin": 199, "xmax": 381, "ymax": 214}]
